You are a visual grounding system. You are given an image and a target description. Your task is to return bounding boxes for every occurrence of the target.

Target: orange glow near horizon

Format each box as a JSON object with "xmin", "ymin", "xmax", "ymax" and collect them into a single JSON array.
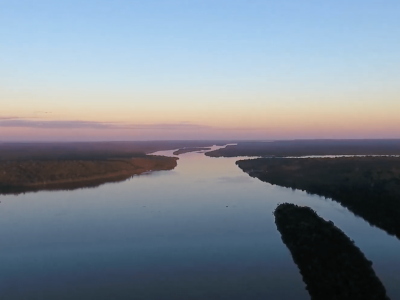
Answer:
[
  {"xmin": 2, "ymin": 87, "xmax": 400, "ymax": 141},
  {"xmin": 2, "ymin": 1, "xmax": 400, "ymax": 142}
]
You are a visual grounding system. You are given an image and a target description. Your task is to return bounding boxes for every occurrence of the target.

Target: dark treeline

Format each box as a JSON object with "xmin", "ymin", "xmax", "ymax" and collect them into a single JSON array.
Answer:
[
  {"xmin": 0, "ymin": 141, "xmax": 227, "ymax": 161},
  {"xmin": 206, "ymin": 140, "xmax": 400, "ymax": 157},
  {"xmin": 238, "ymin": 157, "xmax": 400, "ymax": 239},
  {"xmin": 274, "ymin": 203, "xmax": 389, "ymax": 300},
  {"xmin": 173, "ymin": 147, "xmax": 211, "ymax": 155},
  {"xmin": 0, "ymin": 156, "xmax": 178, "ymax": 195}
]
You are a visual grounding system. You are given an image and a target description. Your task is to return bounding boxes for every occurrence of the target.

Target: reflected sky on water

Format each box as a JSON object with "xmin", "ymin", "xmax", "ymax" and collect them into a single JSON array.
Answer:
[{"xmin": 0, "ymin": 146, "xmax": 399, "ymax": 299}]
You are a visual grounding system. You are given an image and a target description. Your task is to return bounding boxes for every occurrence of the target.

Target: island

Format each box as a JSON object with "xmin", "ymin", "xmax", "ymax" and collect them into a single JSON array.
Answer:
[
  {"xmin": 0, "ymin": 155, "xmax": 178, "ymax": 195},
  {"xmin": 237, "ymin": 157, "xmax": 400, "ymax": 239},
  {"xmin": 173, "ymin": 147, "xmax": 211, "ymax": 155},
  {"xmin": 274, "ymin": 203, "xmax": 389, "ymax": 300}
]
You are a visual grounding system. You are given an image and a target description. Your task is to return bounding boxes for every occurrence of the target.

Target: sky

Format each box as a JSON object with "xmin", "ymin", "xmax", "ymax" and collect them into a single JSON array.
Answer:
[{"xmin": 1, "ymin": 0, "xmax": 400, "ymax": 141}]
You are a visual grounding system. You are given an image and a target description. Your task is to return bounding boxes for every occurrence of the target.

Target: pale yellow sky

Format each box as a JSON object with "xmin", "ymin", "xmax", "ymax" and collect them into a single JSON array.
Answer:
[{"xmin": 2, "ymin": 86, "xmax": 400, "ymax": 141}]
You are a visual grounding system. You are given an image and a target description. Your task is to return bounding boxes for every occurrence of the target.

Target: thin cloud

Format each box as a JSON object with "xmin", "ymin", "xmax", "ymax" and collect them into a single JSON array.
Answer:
[
  {"xmin": 128, "ymin": 123, "xmax": 211, "ymax": 130},
  {"xmin": 0, "ymin": 119, "xmax": 117, "ymax": 129},
  {"xmin": 0, "ymin": 118, "xmax": 211, "ymax": 130},
  {"xmin": 0, "ymin": 116, "xmax": 20, "ymax": 120},
  {"xmin": 0, "ymin": 117, "xmax": 272, "ymax": 133}
]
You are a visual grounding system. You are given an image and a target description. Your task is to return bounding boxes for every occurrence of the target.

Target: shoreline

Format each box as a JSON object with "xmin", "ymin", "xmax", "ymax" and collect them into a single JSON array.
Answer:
[
  {"xmin": 0, "ymin": 156, "xmax": 178, "ymax": 195},
  {"xmin": 237, "ymin": 156, "xmax": 400, "ymax": 239}
]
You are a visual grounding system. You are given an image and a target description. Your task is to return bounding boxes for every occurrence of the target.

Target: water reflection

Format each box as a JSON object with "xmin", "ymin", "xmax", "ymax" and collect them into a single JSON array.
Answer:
[
  {"xmin": 217, "ymin": 176, "xmax": 252, "ymax": 184},
  {"xmin": 0, "ymin": 147, "xmax": 399, "ymax": 299}
]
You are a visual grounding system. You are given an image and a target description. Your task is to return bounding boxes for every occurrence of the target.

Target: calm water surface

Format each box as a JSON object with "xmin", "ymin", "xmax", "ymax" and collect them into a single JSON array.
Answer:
[{"xmin": 0, "ymin": 146, "xmax": 399, "ymax": 299}]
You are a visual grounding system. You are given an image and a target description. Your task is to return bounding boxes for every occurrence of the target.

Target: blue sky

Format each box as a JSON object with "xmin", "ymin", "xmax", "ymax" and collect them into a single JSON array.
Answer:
[{"xmin": 1, "ymin": 0, "xmax": 400, "ymax": 140}]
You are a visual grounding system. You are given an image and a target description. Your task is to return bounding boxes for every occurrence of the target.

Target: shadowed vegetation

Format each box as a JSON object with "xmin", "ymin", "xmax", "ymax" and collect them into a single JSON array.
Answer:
[
  {"xmin": 274, "ymin": 203, "xmax": 389, "ymax": 300},
  {"xmin": 238, "ymin": 157, "xmax": 400, "ymax": 238},
  {"xmin": 206, "ymin": 140, "xmax": 400, "ymax": 157},
  {"xmin": 0, "ymin": 141, "xmax": 227, "ymax": 161}
]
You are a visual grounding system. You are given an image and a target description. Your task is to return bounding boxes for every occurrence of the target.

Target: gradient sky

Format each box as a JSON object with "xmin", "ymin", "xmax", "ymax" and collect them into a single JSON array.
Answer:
[{"xmin": 1, "ymin": 0, "xmax": 400, "ymax": 141}]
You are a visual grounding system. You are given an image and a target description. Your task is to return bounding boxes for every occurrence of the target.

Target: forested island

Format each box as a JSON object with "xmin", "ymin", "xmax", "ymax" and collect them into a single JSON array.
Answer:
[
  {"xmin": 274, "ymin": 203, "xmax": 389, "ymax": 300},
  {"xmin": 238, "ymin": 157, "xmax": 400, "ymax": 238}
]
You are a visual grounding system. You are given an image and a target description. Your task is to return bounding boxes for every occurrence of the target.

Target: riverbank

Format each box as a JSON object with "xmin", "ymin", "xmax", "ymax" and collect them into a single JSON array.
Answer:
[
  {"xmin": 0, "ymin": 141, "xmax": 226, "ymax": 161},
  {"xmin": 206, "ymin": 140, "xmax": 400, "ymax": 157},
  {"xmin": 237, "ymin": 157, "xmax": 400, "ymax": 238},
  {"xmin": 0, "ymin": 155, "xmax": 178, "ymax": 195}
]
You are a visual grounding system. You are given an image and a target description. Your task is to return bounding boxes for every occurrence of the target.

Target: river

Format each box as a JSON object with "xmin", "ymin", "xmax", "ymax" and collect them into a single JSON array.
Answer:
[{"xmin": 0, "ymin": 146, "xmax": 399, "ymax": 299}]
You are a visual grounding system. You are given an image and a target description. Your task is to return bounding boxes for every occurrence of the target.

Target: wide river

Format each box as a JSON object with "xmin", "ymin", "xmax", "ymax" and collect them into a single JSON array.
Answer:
[{"xmin": 1, "ymin": 146, "xmax": 399, "ymax": 300}]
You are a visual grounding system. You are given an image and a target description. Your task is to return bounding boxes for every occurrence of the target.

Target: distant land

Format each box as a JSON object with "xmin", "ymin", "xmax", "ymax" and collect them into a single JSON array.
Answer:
[
  {"xmin": 0, "ymin": 141, "xmax": 229, "ymax": 195},
  {"xmin": 173, "ymin": 147, "xmax": 212, "ymax": 155},
  {"xmin": 0, "ymin": 156, "xmax": 178, "ymax": 195},
  {"xmin": 206, "ymin": 140, "xmax": 400, "ymax": 157},
  {"xmin": 238, "ymin": 157, "xmax": 400, "ymax": 239},
  {"xmin": 0, "ymin": 141, "xmax": 228, "ymax": 161},
  {"xmin": 274, "ymin": 203, "xmax": 389, "ymax": 300},
  {"xmin": 3, "ymin": 139, "xmax": 400, "ymax": 197}
]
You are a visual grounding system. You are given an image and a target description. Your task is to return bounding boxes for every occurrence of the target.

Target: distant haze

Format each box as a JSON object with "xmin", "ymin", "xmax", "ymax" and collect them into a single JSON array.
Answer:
[{"xmin": 1, "ymin": 1, "xmax": 400, "ymax": 141}]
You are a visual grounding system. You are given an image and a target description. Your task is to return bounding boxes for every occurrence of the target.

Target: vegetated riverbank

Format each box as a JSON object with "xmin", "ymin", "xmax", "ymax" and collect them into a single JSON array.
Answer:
[
  {"xmin": 0, "ymin": 141, "xmax": 222, "ymax": 195},
  {"xmin": 237, "ymin": 157, "xmax": 400, "ymax": 239},
  {"xmin": 274, "ymin": 203, "xmax": 389, "ymax": 300},
  {"xmin": 173, "ymin": 147, "xmax": 211, "ymax": 155},
  {"xmin": 206, "ymin": 140, "xmax": 400, "ymax": 157},
  {"xmin": 0, "ymin": 156, "xmax": 178, "ymax": 195},
  {"xmin": 0, "ymin": 141, "xmax": 227, "ymax": 161}
]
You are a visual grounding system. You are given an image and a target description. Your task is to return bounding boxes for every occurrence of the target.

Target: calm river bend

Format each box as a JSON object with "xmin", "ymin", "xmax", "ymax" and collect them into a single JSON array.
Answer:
[{"xmin": 0, "ymin": 146, "xmax": 399, "ymax": 300}]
